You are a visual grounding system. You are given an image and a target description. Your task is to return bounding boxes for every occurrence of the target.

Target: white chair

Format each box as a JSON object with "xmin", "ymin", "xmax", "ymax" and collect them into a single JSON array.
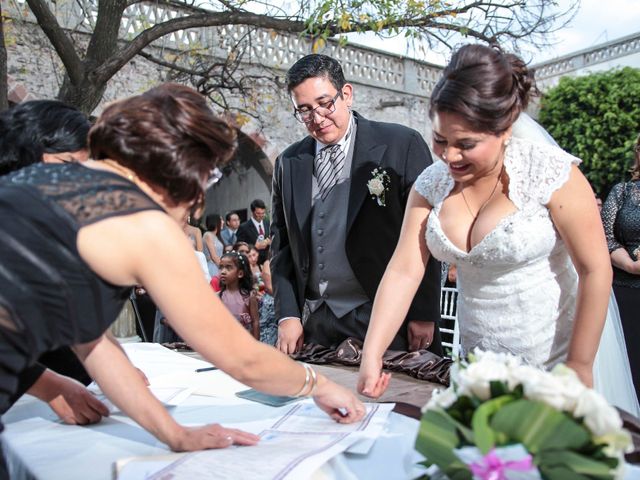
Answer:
[{"xmin": 439, "ymin": 286, "xmax": 460, "ymax": 358}]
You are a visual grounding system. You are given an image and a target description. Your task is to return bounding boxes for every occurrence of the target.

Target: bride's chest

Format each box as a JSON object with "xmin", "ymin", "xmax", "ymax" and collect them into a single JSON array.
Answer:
[{"xmin": 427, "ymin": 206, "xmax": 560, "ymax": 266}]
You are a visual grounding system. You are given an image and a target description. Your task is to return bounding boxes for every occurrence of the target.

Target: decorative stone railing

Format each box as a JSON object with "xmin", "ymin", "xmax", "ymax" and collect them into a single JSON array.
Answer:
[
  {"xmin": 533, "ymin": 31, "xmax": 640, "ymax": 89},
  {"xmin": 7, "ymin": 0, "xmax": 443, "ymax": 98}
]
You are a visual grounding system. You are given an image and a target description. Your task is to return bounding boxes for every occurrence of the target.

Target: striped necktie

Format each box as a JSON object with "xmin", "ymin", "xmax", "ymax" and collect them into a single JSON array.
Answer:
[{"xmin": 314, "ymin": 144, "xmax": 345, "ymax": 200}]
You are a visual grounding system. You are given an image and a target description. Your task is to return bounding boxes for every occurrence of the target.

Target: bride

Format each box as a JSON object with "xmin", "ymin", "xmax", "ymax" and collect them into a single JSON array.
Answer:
[{"xmin": 356, "ymin": 44, "xmax": 639, "ymax": 415}]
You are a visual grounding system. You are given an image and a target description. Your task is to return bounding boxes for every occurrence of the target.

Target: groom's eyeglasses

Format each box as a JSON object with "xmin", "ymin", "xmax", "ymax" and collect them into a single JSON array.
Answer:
[{"xmin": 293, "ymin": 91, "xmax": 341, "ymax": 124}]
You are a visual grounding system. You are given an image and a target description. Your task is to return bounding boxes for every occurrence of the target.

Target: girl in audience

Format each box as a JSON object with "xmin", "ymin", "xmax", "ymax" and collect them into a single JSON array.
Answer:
[
  {"xmin": 247, "ymin": 245, "xmax": 277, "ymax": 346},
  {"xmin": 219, "ymin": 252, "xmax": 260, "ymax": 340},
  {"xmin": 233, "ymin": 241, "xmax": 250, "ymax": 256}
]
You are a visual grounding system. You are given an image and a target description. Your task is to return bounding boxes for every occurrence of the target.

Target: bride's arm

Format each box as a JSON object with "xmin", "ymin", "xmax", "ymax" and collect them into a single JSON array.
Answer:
[
  {"xmin": 548, "ymin": 164, "xmax": 613, "ymax": 387},
  {"xmin": 358, "ymin": 188, "xmax": 433, "ymax": 398}
]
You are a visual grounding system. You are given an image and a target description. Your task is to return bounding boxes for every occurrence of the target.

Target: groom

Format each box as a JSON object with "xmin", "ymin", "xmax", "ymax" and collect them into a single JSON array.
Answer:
[{"xmin": 271, "ymin": 54, "xmax": 442, "ymax": 355}]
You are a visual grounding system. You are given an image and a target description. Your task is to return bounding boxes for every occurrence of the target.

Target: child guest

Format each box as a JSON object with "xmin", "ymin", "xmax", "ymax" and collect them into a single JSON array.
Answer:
[{"xmin": 219, "ymin": 252, "xmax": 260, "ymax": 340}]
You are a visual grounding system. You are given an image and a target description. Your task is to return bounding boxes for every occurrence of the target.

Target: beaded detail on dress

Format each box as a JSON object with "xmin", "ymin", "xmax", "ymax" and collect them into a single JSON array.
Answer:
[{"xmin": 414, "ymin": 138, "xmax": 581, "ymax": 368}]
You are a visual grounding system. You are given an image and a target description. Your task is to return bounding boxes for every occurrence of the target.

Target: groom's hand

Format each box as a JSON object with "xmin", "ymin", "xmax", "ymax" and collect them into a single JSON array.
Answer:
[
  {"xmin": 276, "ymin": 317, "xmax": 304, "ymax": 354},
  {"xmin": 407, "ymin": 321, "xmax": 435, "ymax": 351}
]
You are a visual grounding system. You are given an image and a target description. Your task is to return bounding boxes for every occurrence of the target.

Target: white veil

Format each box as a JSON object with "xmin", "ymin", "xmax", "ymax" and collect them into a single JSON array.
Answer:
[{"xmin": 512, "ymin": 113, "xmax": 640, "ymax": 416}]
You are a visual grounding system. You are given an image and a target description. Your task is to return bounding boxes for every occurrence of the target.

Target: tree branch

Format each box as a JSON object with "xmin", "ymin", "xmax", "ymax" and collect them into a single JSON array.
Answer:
[
  {"xmin": 25, "ymin": 0, "xmax": 84, "ymax": 84},
  {"xmin": 91, "ymin": 11, "xmax": 306, "ymax": 83}
]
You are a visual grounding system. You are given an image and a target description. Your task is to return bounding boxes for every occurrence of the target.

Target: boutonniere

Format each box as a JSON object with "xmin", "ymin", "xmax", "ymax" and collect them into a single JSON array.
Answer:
[{"xmin": 367, "ymin": 168, "xmax": 390, "ymax": 206}]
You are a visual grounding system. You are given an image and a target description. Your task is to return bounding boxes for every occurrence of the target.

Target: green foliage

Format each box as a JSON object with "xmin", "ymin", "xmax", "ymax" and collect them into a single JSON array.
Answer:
[{"xmin": 538, "ymin": 67, "xmax": 640, "ymax": 196}]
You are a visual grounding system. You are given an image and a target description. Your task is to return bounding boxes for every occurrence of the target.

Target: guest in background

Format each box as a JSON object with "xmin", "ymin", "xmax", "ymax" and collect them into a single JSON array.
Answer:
[
  {"xmin": 248, "ymin": 245, "xmax": 277, "ymax": 346},
  {"xmin": 233, "ymin": 241, "xmax": 250, "ymax": 256},
  {"xmin": 0, "ymin": 84, "xmax": 365, "ymax": 468},
  {"xmin": 237, "ymin": 199, "xmax": 271, "ymax": 264},
  {"xmin": 221, "ymin": 212, "xmax": 240, "ymax": 247},
  {"xmin": 203, "ymin": 213, "xmax": 224, "ymax": 277},
  {"xmin": 601, "ymin": 133, "xmax": 640, "ymax": 397},
  {"xmin": 185, "ymin": 216, "xmax": 204, "ymax": 252},
  {"xmin": 219, "ymin": 252, "xmax": 260, "ymax": 340}
]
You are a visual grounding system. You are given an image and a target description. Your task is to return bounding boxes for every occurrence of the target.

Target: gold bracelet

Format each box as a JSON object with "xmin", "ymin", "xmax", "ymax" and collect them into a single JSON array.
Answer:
[{"xmin": 293, "ymin": 363, "xmax": 311, "ymax": 397}]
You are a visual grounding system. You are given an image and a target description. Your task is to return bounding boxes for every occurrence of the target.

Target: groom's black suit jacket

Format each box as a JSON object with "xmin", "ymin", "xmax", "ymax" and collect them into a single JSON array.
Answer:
[{"xmin": 270, "ymin": 112, "xmax": 441, "ymax": 347}]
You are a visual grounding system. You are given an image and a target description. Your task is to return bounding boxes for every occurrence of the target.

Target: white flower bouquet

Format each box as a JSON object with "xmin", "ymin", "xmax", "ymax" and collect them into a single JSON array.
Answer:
[{"xmin": 416, "ymin": 350, "xmax": 632, "ymax": 479}]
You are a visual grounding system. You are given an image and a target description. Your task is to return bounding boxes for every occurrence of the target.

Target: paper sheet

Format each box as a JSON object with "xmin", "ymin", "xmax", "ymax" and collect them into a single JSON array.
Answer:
[
  {"xmin": 149, "ymin": 369, "xmax": 249, "ymax": 398},
  {"xmin": 147, "ymin": 431, "xmax": 359, "ymax": 480},
  {"xmin": 117, "ymin": 401, "xmax": 394, "ymax": 479},
  {"xmin": 96, "ymin": 386, "xmax": 195, "ymax": 414}
]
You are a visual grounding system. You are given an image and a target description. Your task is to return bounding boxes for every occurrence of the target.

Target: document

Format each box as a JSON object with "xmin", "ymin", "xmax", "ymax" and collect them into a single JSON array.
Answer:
[
  {"xmin": 117, "ymin": 401, "xmax": 394, "ymax": 480},
  {"xmin": 146, "ymin": 431, "xmax": 358, "ymax": 480}
]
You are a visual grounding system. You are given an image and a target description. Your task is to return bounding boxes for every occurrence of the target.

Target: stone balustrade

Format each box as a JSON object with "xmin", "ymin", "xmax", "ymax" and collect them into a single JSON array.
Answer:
[
  {"xmin": 7, "ymin": 0, "xmax": 443, "ymax": 98},
  {"xmin": 533, "ymin": 31, "xmax": 640, "ymax": 90}
]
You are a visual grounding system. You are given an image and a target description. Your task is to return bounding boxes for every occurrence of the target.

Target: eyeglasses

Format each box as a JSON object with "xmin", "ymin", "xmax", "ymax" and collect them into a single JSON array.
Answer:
[{"xmin": 293, "ymin": 91, "xmax": 341, "ymax": 123}]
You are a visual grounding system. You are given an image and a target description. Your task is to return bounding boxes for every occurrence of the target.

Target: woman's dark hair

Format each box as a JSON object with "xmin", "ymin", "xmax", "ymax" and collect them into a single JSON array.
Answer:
[
  {"xmin": 632, "ymin": 133, "xmax": 640, "ymax": 181},
  {"xmin": 205, "ymin": 213, "xmax": 223, "ymax": 243},
  {"xmin": 0, "ymin": 100, "xmax": 90, "ymax": 175},
  {"xmin": 430, "ymin": 44, "xmax": 536, "ymax": 134},
  {"xmin": 89, "ymin": 83, "xmax": 237, "ymax": 206},
  {"xmin": 219, "ymin": 252, "xmax": 254, "ymax": 296},
  {"xmin": 285, "ymin": 54, "xmax": 346, "ymax": 93}
]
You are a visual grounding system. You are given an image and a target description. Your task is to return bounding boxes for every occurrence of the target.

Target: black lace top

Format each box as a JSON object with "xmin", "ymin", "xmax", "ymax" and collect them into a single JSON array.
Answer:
[
  {"xmin": 0, "ymin": 163, "xmax": 162, "ymax": 412},
  {"xmin": 601, "ymin": 180, "xmax": 640, "ymax": 288}
]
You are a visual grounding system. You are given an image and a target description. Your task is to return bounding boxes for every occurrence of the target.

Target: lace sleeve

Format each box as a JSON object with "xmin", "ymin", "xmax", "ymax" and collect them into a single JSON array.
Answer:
[
  {"xmin": 601, "ymin": 183, "xmax": 625, "ymax": 253},
  {"xmin": 507, "ymin": 139, "xmax": 581, "ymax": 207},
  {"xmin": 413, "ymin": 161, "xmax": 450, "ymax": 207}
]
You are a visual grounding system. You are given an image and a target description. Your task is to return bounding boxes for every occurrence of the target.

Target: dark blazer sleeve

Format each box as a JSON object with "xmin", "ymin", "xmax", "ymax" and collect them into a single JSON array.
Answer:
[
  {"xmin": 403, "ymin": 131, "xmax": 442, "ymax": 323},
  {"xmin": 236, "ymin": 222, "xmax": 256, "ymax": 245},
  {"xmin": 270, "ymin": 154, "xmax": 302, "ymax": 320}
]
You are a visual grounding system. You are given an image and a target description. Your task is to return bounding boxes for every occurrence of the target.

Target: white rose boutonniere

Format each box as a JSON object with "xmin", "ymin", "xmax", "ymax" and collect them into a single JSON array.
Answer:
[{"xmin": 367, "ymin": 168, "xmax": 390, "ymax": 206}]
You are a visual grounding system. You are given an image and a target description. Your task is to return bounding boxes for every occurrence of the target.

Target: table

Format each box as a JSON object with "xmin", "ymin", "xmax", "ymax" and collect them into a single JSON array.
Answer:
[{"xmin": 1, "ymin": 345, "xmax": 434, "ymax": 480}]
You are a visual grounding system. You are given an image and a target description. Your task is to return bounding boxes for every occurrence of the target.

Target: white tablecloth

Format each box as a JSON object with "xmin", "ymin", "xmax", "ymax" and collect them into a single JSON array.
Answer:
[{"xmin": 1, "ymin": 344, "xmax": 425, "ymax": 479}]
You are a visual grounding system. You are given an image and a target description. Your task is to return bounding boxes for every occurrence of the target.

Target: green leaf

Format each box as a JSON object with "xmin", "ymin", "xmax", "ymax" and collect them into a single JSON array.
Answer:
[
  {"xmin": 537, "ymin": 450, "xmax": 616, "ymax": 480},
  {"xmin": 490, "ymin": 400, "xmax": 591, "ymax": 453},
  {"xmin": 471, "ymin": 395, "xmax": 514, "ymax": 453},
  {"xmin": 415, "ymin": 409, "xmax": 471, "ymax": 479}
]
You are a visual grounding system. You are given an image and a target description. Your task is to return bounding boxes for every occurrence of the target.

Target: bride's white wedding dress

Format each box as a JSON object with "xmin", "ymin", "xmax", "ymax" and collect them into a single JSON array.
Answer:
[{"xmin": 415, "ymin": 128, "xmax": 639, "ymax": 416}]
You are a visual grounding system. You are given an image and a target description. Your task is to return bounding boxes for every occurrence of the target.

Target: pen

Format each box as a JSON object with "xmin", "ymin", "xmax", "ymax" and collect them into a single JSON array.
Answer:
[{"xmin": 195, "ymin": 367, "xmax": 218, "ymax": 372}]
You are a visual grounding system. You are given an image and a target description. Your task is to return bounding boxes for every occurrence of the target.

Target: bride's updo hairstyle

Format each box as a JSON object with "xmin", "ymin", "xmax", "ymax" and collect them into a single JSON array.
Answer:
[
  {"xmin": 89, "ymin": 83, "xmax": 236, "ymax": 206},
  {"xmin": 430, "ymin": 44, "xmax": 535, "ymax": 135}
]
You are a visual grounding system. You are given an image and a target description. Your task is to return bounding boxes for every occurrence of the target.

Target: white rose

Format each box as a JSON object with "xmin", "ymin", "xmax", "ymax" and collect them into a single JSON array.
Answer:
[
  {"xmin": 574, "ymin": 389, "xmax": 622, "ymax": 437},
  {"xmin": 457, "ymin": 358, "xmax": 511, "ymax": 400},
  {"xmin": 425, "ymin": 387, "xmax": 458, "ymax": 411},
  {"xmin": 367, "ymin": 178, "xmax": 385, "ymax": 196}
]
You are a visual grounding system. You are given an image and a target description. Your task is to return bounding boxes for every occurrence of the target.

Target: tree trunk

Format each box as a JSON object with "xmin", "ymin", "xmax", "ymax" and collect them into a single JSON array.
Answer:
[
  {"xmin": 0, "ymin": 4, "xmax": 9, "ymax": 111},
  {"xmin": 58, "ymin": 74, "xmax": 108, "ymax": 115}
]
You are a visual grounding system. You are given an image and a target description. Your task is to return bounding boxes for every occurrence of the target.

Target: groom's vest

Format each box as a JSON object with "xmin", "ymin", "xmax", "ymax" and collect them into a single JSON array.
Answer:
[{"xmin": 306, "ymin": 120, "xmax": 369, "ymax": 318}]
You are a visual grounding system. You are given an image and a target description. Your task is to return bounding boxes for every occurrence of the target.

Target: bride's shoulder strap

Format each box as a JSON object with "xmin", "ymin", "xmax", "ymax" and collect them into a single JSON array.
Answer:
[
  {"xmin": 507, "ymin": 138, "xmax": 582, "ymax": 207},
  {"xmin": 413, "ymin": 160, "xmax": 451, "ymax": 207}
]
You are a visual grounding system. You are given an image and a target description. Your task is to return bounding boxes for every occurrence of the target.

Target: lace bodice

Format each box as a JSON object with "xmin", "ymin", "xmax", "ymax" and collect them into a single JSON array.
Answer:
[{"xmin": 415, "ymin": 138, "xmax": 581, "ymax": 368}]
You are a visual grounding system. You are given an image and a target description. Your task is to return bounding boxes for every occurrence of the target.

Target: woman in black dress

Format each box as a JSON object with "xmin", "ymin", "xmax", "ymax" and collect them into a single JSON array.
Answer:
[
  {"xmin": 602, "ymin": 133, "xmax": 640, "ymax": 398},
  {"xmin": 0, "ymin": 84, "xmax": 364, "ymax": 460}
]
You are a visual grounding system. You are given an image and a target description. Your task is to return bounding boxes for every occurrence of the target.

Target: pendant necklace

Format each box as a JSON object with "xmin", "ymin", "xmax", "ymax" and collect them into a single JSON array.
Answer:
[{"xmin": 460, "ymin": 164, "xmax": 504, "ymax": 219}]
